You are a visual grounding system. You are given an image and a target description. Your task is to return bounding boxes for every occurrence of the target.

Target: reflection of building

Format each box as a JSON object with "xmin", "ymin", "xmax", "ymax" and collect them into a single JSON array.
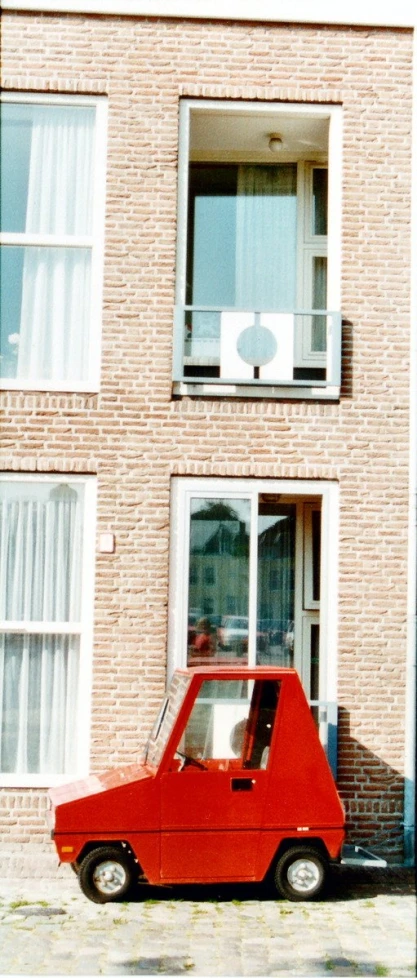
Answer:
[
  {"xmin": 189, "ymin": 504, "xmax": 296, "ymax": 648},
  {"xmin": 0, "ymin": 1, "xmax": 415, "ymax": 872},
  {"xmin": 257, "ymin": 514, "xmax": 295, "ymax": 624},
  {"xmin": 189, "ymin": 510, "xmax": 249, "ymax": 619}
]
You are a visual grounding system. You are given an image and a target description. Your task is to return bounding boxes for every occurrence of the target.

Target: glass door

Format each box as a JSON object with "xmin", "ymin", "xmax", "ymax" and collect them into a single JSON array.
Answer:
[{"xmin": 185, "ymin": 491, "xmax": 319, "ymax": 690}]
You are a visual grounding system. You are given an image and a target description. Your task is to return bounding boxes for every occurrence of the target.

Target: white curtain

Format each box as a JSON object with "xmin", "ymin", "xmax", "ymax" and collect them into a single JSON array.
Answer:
[
  {"xmin": 0, "ymin": 485, "xmax": 82, "ymax": 774},
  {"xmin": 17, "ymin": 106, "xmax": 94, "ymax": 383},
  {"xmin": 235, "ymin": 164, "xmax": 297, "ymax": 310}
]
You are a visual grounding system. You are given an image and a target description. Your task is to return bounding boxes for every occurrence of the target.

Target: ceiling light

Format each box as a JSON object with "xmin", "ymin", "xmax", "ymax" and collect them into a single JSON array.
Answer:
[{"xmin": 268, "ymin": 133, "xmax": 283, "ymax": 153}]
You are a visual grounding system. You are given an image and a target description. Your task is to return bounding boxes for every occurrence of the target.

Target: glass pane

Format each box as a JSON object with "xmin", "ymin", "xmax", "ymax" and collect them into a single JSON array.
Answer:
[
  {"xmin": 311, "ymin": 509, "xmax": 321, "ymax": 602},
  {"xmin": 310, "ymin": 624, "xmax": 320, "ymax": 702},
  {"xmin": 312, "ymin": 169, "xmax": 328, "ymax": 236},
  {"xmin": 0, "ymin": 633, "xmax": 79, "ymax": 774},
  {"xmin": 0, "ymin": 102, "xmax": 94, "ymax": 235},
  {"xmin": 188, "ymin": 163, "xmax": 297, "ymax": 311},
  {"xmin": 0, "ymin": 246, "xmax": 91, "ymax": 382},
  {"xmin": 183, "ymin": 678, "xmax": 249, "ymax": 763},
  {"xmin": 0, "ymin": 481, "xmax": 84, "ymax": 622},
  {"xmin": 182, "ymin": 678, "xmax": 280, "ymax": 769},
  {"xmin": 187, "ymin": 498, "xmax": 250, "ymax": 664},
  {"xmin": 312, "ymin": 256, "xmax": 327, "ymax": 352},
  {"xmin": 184, "ymin": 310, "xmax": 221, "ymax": 363},
  {"xmin": 188, "ymin": 166, "xmax": 237, "ymax": 308},
  {"xmin": 145, "ymin": 672, "xmax": 191, "ymax": 768},
  {"xmin": 256, "ymin": 498, "xmax": 295, "ymax": 665}
]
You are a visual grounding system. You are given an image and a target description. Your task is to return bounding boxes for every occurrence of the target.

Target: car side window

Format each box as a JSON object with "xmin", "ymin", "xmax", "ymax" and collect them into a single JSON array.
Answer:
[{"xmin": 176, "ymin": 678, "xmax": 280, "ymax": 771}]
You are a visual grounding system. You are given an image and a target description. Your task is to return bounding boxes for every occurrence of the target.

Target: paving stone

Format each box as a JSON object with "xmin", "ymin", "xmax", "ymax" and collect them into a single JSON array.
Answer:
[{"xmin": 0, "ymin": 869, "xmax": 414, "ymax": 977}]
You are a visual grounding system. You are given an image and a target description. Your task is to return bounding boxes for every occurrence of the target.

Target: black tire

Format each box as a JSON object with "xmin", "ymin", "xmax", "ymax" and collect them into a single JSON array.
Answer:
[
  {"xmin": 274, "ymin": 846, "xmax": 328, "ymax": 902},
  {"xmin": 78, "ymin": 846, "xmax": 135, "ymax": 904}
]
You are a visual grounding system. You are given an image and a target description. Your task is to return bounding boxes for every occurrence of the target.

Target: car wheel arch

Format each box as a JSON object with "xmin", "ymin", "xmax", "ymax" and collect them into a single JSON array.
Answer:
[
  {"xmin": 75, "ymin": 839, "xmax": 140, "ymax": 869},
  {"xmin": 265, "ymin": 836, "xmax": 331, "ymax": 879}
]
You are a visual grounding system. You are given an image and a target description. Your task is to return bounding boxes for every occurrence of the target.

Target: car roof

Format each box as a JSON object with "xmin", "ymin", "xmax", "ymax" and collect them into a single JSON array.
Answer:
[{"xmin": 175, "ymin": 665, "xmax": 298, "ymax": 678}]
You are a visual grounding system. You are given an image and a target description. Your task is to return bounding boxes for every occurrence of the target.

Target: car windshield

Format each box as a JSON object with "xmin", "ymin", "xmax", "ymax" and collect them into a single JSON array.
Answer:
[{"xmin": 144, "ymin": 671, "xmax": 191, "ymax": 767}]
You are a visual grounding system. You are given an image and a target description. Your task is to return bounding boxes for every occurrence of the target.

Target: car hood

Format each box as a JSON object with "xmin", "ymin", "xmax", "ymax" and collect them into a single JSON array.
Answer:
[{"xmin": 49, "ymin": 762, "xmax": 154, "ymax": 809}]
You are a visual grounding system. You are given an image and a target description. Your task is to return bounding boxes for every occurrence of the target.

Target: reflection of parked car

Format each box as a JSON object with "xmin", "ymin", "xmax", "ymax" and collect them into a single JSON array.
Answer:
[
  {"xmin": 258, "ymin": 619, "xmax": 284, "ymax": 645},
  {"xmin": 284, "ymin": 621, "xmax": 294, "ymax": 653},
  {"xmin": 257, "ymin": 619, "xmax": 294, "ymax": 649},
  {"xmin": 218, "ymin": 616, "xmax": 248, "ymax": 654}
]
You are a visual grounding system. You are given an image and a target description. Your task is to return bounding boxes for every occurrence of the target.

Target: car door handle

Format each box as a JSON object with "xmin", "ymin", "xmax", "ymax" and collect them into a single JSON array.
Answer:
[{"xmin": 231, "ymin": 778, "xmax": 254, "ymax": 792}]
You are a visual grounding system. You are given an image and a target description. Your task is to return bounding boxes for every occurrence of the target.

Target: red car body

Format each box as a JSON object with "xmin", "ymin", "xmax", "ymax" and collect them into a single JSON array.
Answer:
[{"xmin": 47, "ymin": 667, "xmax": 345, "ymax": 902}]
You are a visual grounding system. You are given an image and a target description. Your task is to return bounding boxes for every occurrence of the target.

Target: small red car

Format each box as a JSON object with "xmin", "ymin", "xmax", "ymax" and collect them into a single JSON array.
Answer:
[{"xmin": 47, "ymin": 667, "xmax": 346, "ymax": 903}]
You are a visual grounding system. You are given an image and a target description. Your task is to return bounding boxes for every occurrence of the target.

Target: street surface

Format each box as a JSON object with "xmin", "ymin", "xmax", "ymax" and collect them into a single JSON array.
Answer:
[{"xmin": 0, "ymin": 867, "xmax": 414, "ymax": 977}]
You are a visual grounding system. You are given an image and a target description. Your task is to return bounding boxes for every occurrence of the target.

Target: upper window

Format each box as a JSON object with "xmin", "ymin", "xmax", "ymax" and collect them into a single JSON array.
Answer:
[
  {"xmin": 173, "ymin": 100, "xmax": 342, "ymax": 398},
  {"xmin": 0, "ymin": 94, "xmax": 107, "ymax": 392},
  {"xmin": 0, "ymin": 476, "xmax": 96, "ymax": 786}
]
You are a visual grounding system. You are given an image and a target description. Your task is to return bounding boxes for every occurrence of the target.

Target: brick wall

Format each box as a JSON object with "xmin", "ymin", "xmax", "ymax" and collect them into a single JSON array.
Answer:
[{"xmin": 0, "ymin": 13, "xmax": 413, "ymax": 869}]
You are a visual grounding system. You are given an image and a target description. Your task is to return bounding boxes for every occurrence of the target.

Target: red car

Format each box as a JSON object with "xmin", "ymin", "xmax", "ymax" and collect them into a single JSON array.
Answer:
[{"xmin": 47, "ymin": 666, "xmax": 346, "ymax": 903}]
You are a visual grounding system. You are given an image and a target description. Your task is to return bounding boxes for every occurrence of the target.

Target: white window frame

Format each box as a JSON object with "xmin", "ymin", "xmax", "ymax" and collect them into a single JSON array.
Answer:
[
  {"xmin": 0, "ymin": 92, "xmax": 108, "ymax": 393},
  {"xmin": 303, "ymin": 501, "xmax": 321, "ymax": 611},
  {"xmin": 296, "ymin": 162, "xmax": 329, "ymax": 367},
  {"xmin": 173, "ymin": 99, "xmax": 343, "ymax": 398},
  {"xmin": 0, "ymin": 474, "xmax": 97, "ymax": 787},
  {"xmin": 168, "ymin": 477, "xmax": 339, "ymax": 712}
]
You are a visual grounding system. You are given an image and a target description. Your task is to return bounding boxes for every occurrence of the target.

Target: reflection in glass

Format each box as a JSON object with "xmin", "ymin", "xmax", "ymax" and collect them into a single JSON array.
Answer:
[
  {"xmin": 187, "ymin": 498, "xmax": 250, "ymax": 664},
  {"xmin": 145, "ymin": 672, "xmax": 191, "ymax": 768},
  {"xmin": 257, "ymin": 499, "xmax": 295, "ymax": 665},
  {"xmin": 188, "ymin": 163, "xmax": 297, "ymax": 312}
]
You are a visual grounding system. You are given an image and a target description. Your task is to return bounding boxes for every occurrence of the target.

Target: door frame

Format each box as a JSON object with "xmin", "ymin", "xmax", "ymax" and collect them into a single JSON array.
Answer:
[{"xmin": 168, "ymin": 477, "xmax": 339, "ymax": 714}]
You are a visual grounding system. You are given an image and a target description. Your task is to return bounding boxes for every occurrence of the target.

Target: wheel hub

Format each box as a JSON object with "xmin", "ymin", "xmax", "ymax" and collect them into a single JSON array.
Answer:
[
  {"xmin": 93, "ymin": 860, "xmax": 127, "ymax": 895},
  {"xmin": 287, "ymin": 858, "xmax": 320, "ymax": 893}
]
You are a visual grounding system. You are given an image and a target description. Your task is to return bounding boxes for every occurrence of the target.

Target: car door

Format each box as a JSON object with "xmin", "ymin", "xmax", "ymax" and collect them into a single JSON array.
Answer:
[{"xmin": 160, "ymin": 678, "xmax": 280, "ymax": 883}]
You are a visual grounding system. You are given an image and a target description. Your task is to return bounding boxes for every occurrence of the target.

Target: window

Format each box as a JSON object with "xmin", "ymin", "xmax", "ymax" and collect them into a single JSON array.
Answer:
[
  {"xmin": 0, "ymin": 94, "xmax": 107, "ymax": 391},
  {"xmin": 169, "ymin": 478, "xmax": 339, "ymax": 763},
  {"xmin": 173, "ymin": 100, "xmax": 342, "ymax": 398},
  {"xmin": 0, "ymin": 476, "xmax": 96, "ymax": 786},
  {"xmin": 204, "ymin": 565, "xmax": 215, "ymax": 585},
  {"xmin": 181, "ymin": 678, "xmax": 280, "ymax": 770}
]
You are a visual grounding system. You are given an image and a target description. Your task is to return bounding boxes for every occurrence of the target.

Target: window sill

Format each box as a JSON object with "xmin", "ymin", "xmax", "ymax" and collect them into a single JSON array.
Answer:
[
  {"xmin": 0, "ymin": 380, "xmax": 100, "ymax": 393},
  {"xmin": 0, "ymin": 772, "xmax": 86, "ymax": 789},
  {"xmin": 173, "ymin": 381, "xmax": 340, "ymax": 400}
]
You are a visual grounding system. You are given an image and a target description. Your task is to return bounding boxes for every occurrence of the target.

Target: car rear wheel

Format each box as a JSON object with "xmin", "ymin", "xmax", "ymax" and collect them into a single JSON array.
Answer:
[
  {"xmin": 78, "ymin": 846, "xmax": 135, "ymax": 904},
  {"xmin": 274, "ymin": 846, "xmax": 327, "ymax": 901}
]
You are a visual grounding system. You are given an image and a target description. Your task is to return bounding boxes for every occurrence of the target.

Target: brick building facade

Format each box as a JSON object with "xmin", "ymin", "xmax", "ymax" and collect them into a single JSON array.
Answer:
[{"xmin": 0, "ymin": 1, "xmax": 415, "ymax": 874}]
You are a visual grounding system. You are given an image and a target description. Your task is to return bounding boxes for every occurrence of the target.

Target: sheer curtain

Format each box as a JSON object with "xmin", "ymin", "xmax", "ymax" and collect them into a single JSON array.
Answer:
[
  {"xmin": 235, "ymin": 164, "xmax": 297, "ymax": 309},
  {"xmin": 17, "ymin": 106, "xmax": 94, "ymax": 383},
  {"xmin": 0, "ymin": 484, "xmax": 83, "ymax": 775}
]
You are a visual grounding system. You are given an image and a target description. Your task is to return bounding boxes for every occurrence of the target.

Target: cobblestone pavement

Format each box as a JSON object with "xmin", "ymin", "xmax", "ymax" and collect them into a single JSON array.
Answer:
[{"xmin": 0, "ymin": 868, "xmax": 415, "ymax": 977}]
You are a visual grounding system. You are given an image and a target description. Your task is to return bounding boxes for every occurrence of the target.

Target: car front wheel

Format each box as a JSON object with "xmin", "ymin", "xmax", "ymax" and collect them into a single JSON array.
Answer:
[
  {"xmin": 78, "ymin": 846, "xmax": 135, "ymax": 904},
  {"xmin": 274, "ymin": 846, "xmax": 327, "ymax": 901}
]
